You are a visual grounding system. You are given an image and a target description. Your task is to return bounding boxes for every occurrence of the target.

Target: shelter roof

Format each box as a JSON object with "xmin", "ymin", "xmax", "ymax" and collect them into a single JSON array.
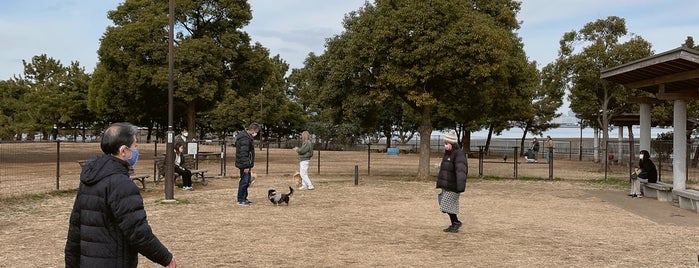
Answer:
[
  {"xmin": 601, "ymin": 47, "xmax": 699, "ymax": 98},
  {"xmin": 609, "ymin": 113, "xmax": 699, "ymax": 129}
]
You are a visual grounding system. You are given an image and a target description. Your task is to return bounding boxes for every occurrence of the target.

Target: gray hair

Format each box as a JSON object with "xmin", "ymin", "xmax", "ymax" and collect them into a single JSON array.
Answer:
[{"xmin": 100, "ymin": 122, "xmax": 138, "ymax": 155}]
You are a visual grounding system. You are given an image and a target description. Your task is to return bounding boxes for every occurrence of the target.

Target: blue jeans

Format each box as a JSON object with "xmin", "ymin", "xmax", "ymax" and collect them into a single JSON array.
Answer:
[{"xmin": 237, "ymin": 169, "xmax": 251, "ymax": 203}]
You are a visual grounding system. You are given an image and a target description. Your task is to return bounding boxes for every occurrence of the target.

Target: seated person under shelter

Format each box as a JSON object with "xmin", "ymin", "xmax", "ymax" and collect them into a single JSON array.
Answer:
[{"xmin": 629, "ymin": 150, "xmax": 657, "ymax": 198}]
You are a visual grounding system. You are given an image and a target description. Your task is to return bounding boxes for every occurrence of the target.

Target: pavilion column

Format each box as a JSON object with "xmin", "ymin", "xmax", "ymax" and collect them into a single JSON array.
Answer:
[
  {"xmin": 618, "ymin": 126, "xmax": 623, "ymax": 163},
  {"xmin": 639, "ymin": 103, "xmax": 652, "ymax": 152},
  {"xmin": 673, "ymin": 99, "xmax": 687, "ymax": 190}
]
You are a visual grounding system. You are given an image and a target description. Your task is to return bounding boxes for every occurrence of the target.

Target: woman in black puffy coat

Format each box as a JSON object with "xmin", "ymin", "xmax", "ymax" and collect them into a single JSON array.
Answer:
[{"xmin": 436, "ymin": 131, "xmax": 468, "ymax": 233}]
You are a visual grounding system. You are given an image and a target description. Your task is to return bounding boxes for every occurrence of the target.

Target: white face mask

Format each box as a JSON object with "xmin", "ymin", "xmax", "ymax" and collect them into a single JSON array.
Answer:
[
  {"xmin": 252, "ymin": 132, "xmax": 258, "ymax": 137},
  {"xmin": 639, "ymin": 154, "xmax": 644, "ymax": 159}
]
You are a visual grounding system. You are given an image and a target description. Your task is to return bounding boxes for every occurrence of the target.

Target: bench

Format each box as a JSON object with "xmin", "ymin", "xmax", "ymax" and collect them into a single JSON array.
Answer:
[
  {"xmin": 154, "ymin": 155, "xmax": 209, "ymax": 186},
  {"xmin": 642, "ymin": 182, "xmax": 673, "ymax": 202},
  {"xmin": 78, "ymin": 160, "xmax": 150, "ymax": 189},
  {"xmin": 673, "ymin": 189, "xmax": 699, "ymax": 213}
]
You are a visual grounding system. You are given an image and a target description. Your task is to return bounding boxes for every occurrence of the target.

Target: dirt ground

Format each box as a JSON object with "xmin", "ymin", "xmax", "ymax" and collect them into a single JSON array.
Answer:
[{"xmin": 1, "ymin": 147, "xmax": 699, "ymax": 267}]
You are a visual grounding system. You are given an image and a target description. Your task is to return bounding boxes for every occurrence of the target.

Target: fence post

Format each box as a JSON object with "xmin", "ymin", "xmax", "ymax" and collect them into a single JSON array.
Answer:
[
  {"xmin": 317, "ymin": 149, "xmax": 321, "ymax": 174},
  {"xmin": 56, "ymin": 141, "xmax": 61, "ymax": 190},
  {"xmin": 548, "ymin": 147, "xmax": 554, "ymax": 180},
  {"xmin": 154, "ymin": 141, "xmax": 159, "ymax": 180},
  {"xmin": 265, "ymin": 142, "xmax": 269, "ymax": 175},
  {"xmin": 569, "ymin": 141, "xmax": 572, "ymax": 160},
  {"xmin": 478, "ymin": 146, "xmax": 484, "ymax": 178},
  {"xmin": 367, "ymin": 143, "xmax": 371, "ymax": 176},
  {"xmin": 220, "ymin": 140, "xmax": 226, "ymax": 176},
  {"xmin": 354, "ymin": 165, "xmax": 359, "ymax": 185},
  {"xmin": 513, "ymin": 146, "xmax": 518, "ymax": 179}
]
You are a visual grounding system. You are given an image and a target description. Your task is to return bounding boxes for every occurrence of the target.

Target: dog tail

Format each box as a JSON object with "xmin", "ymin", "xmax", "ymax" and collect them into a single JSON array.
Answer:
[{"xmin": 288, "ymin": 186, "xmax": 294, "ymax": 196}]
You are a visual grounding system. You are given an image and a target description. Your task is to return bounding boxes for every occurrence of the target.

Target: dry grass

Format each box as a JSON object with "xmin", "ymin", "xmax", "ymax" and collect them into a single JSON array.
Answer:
[{"xmin": 1, "ymin": 146, "xmax": 699, "ymax": 267}]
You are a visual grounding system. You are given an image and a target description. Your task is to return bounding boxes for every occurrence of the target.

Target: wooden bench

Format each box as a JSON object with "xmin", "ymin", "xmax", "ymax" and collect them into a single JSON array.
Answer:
[
  {"xmin": 78, "ymin": 160, "xmax": 150, "ymax": 189},
  {"xmin": 673, "ymin": 189, "xmax": 699, "ymax": 213},
  {"xmin": 642, "ymin": 182, "xmax": 673, "ymax": 202},
  {"xmin": 154, "ymin": 155, "xmax": 209, "ymax": 186}
]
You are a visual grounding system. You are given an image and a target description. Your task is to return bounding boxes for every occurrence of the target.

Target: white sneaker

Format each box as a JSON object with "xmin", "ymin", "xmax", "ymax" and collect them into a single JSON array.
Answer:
[
  {"xmin": 298, "ymin": 186, "xmax": 308, "ymax": 190},
  {"xmin": 307, "ymin": 187, "xmax": 315, "ymax": 190}
]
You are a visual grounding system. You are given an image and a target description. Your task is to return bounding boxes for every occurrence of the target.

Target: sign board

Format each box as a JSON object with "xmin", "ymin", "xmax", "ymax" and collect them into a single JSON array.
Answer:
[{"xmin": 187, "ymin": 142, "xmax": 198, "ymax": 155}]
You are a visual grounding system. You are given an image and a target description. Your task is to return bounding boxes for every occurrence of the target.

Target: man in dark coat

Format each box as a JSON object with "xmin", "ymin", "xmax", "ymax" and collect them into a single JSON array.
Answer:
[
  {"xmin": 235, "ymin": 123, "xmax": 260, "ymax": 206},
  {"xmin": 65, "ymin": 122, "xmax": 176, "ymax": 267}
]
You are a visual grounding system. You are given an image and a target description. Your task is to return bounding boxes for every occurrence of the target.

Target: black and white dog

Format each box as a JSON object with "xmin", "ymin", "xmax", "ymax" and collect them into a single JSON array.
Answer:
[{"xmin": 268, "ymin": 187, "xmax": 294, "ymax": 205}]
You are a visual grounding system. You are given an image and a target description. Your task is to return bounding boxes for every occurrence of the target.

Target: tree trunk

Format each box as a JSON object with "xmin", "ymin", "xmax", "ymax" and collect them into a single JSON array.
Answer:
[
  {"xmin": 416, "ymin": 106, "xmax": 432, "ymax": 180},
  {"xmin": 463, "ymin": 130, "xmax": 471, "ymax": 154},
  {"xmin": 485, "ymin": 124, "xmax": 494, "ymax": 155},
  {"xmin": 384, "ymin": 130, "xmax": 392, "ymax": 148},
  {"xmin": 187, "ymin": 104, "xmax": 196, "ymax": 140}
]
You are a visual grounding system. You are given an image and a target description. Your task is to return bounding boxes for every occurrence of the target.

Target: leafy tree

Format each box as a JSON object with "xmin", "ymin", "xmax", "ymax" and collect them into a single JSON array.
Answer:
[
  {"xmin": 11, "ymin": 55, "xmax": 93, "ymax": 140},
  {"xmin": 255, "ymin": 55, "xmax": 306, "ymax": 141},
  {"xmin": 91, "ymin": 0, "xmax": 267, "ymax": 139},
  {"xmin": 552, "ymin": 16, "xmax": 652, "ymax": 161},
  {"xmin": 0, "ymin": 80, "xmax": 26, "ymax": 139},
  {"xmin": 309, "ymin": 0, "xmax": 522, "ymax": 179},
  {"xmin": 288, "ymin": 52, "xmax": 362, "ymax": 146}
]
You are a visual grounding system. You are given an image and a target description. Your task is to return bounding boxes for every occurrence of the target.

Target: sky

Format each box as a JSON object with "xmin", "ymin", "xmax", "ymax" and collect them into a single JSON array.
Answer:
[{"xmin": 0, "ymin": 0, "xmax": 697, "ymax": 84}]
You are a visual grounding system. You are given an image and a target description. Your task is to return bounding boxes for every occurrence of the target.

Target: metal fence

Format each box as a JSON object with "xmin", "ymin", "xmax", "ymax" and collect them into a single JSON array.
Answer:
[
  {"xmin": 2, "ymin": 139, "xmax": 428, "ymax": 199},
  {"xmin": 0, "ymin": 140, "xmax": 229, "ymax": 199},
  {"xmin": 5, "ymin": 137, "xmax": 697, "ymax": 199}
]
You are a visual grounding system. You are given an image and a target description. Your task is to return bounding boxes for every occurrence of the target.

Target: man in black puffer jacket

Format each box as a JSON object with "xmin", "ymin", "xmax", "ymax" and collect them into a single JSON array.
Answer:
[
  {"xmin": 65, "ymin": 122, "xmax": 176, "ymax": 267},
  {"xmin": 234, "ymin": 123, "xmax": 260, "ymax": 206}
]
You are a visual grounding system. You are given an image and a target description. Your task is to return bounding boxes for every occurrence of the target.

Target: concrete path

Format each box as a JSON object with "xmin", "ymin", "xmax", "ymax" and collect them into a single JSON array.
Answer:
[{"xmin": 588, "ymin": 189, "xmax": 699, "ymax": 227}]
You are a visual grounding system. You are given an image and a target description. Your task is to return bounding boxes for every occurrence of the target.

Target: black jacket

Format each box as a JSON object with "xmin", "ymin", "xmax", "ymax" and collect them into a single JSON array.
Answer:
[
  {"xmin": 436, "ymin": 148, "xmax": 468, "ymax": 193},
  {"xmin": 235, "ymin": 131, "xmax": 255, "ymax": 169},
  {"xmin": 65, "ymin": 154, "xmax": 172, "ymax": 267},
  {"xmin": 639, "ymin": 158, "xmax": 658, "ymax": 183}
]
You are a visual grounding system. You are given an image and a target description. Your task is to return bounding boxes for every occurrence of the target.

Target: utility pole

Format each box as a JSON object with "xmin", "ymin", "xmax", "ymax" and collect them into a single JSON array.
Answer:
[{"xmin": 165, "ymin": 0, "xmax": 175, "ymax": 200}]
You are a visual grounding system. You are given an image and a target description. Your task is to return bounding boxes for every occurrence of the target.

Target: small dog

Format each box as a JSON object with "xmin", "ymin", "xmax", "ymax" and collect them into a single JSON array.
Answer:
[
  {"xmin": 268, "ymin": 187, "xmax": 294, "ymax": 206},
  {"xmin": 292, "ymin": 172, "xmax": 302, "ymax": 187}
]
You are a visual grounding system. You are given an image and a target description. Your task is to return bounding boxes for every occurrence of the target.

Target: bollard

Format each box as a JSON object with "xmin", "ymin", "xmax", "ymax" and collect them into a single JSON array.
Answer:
[{"xmin": 354, "ymin": 165, "xmax": 359, "ymax": 185}]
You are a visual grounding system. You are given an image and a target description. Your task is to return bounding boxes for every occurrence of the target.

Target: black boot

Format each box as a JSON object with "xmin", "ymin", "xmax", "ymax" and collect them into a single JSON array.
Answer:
[{"xmin": 443, "ymin": 222, "xmax": 460, "ymax": 233}]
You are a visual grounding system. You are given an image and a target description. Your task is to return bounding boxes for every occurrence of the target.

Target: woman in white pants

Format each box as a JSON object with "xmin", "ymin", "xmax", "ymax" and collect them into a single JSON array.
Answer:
[
  {"xmin": 629, "ymin": 150, "xmax": 658, "ymax": 198},
  {"xmin": 293, "ymin": 131, "xmax": 315, "ymax": 190}
]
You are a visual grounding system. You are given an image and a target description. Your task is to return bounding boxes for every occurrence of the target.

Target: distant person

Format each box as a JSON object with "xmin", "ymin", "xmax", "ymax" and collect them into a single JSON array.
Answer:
[
  {"xmin": 65, "ymin": 122, "xmax": 176, "ymax": 267},
  {"xmin": 532, "ymin": 137, "xmax": 540, "ymax": 160},
  {"xmin": 175, "ymin": 143, "xmax": 194, "ymax": 191},
  {"xmin": 293, "ymin": 130, "xmax": 315, "ymax": 190},
  {"xmin": 629, "ymin": 150, "xmax": 658, "ymax": 198},
  {"xmin": 524, "ymin": 149, "xmax": 537, "ymax": 163},
  {"xmin": 174, "ymin": 128, "xmax": 189, "ymax": 153},
  {"xmin": 50, "ymin": 125, "xmax": 59, "ymax": 141},
  {"xmin": 545, "ymin": 135, "xmax": 554, "ymax": 164},
  {"xmin": 436, "ymin": 131, "xmax": 467, "ymax": 233},
  {"xmin": 235, "ymin": 123, "xmax": 260, "ymax": 206}
]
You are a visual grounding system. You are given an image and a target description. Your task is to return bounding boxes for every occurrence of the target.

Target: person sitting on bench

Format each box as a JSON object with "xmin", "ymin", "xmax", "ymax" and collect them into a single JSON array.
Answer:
[
  {"xmin": 175, "ymin": 143, "xmax": 194, "ymax": 191},
  {"xmin": 629, "ymin": 150, "xmax": 657, "ymax": 198},
  {"xmin": 524, "ymin": 149, "xmax": 537, "ymax": 163}
]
